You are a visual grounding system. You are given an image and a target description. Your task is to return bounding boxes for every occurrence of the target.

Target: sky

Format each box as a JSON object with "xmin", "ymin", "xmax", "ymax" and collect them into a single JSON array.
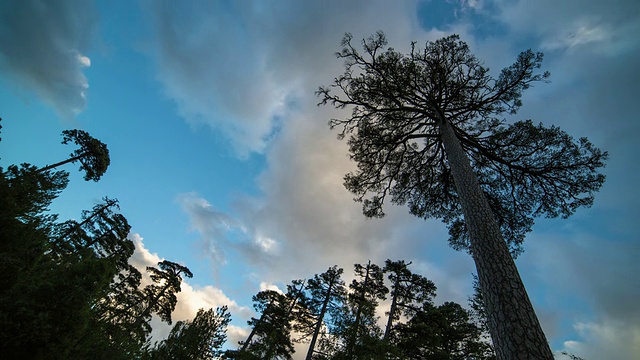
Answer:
[{"xmin": 0, "ymin": 0, "xmax": 639, "ymax": 358}]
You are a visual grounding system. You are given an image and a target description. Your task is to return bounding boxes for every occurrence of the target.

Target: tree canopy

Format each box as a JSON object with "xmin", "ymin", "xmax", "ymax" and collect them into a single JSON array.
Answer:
[
  {"xmin": 38, "ymin": 129, "xmax": 110, "ymax": 182},
  {"xmin": 318, "ymin": 32, "xmax": 607, "ymax": 254},
  {"xmin": 232, "ymin": 261, "xmax": 495, "ymax": 360}
]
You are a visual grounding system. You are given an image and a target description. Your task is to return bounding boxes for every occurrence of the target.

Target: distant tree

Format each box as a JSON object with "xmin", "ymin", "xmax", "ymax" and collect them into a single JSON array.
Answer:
[
  {"xmin": 146, "ymin": 306, "xmax": 231, "ymax": 360},
  {"xmin": 132, "ymin": 260, "xmax": 193, "ymax": 334},
  {"xmin": 233, "ymin": 289, "xmax": 297, "ymax": 359},
  {"xmin": 303, "ymin": 266, "xmax": 346, "ymax": 360},
  {"xmin": 382, "ymin": 260, "xmax": 436, "ymax": 344},
  {"xmin": 335, "ymin": 261, "xmax": 387, "ymax": 359},
  {"xmin": 38, "ymin": 129, "xmax": 110, "ymax": 181},
  {"xmin": 318, "ymin": 32, "xmax": 607, "ymax": 359}
]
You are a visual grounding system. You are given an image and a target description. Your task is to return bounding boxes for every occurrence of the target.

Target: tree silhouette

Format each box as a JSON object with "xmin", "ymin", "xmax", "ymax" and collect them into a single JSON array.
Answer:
[
  {"xmin": 233, "ymin": 289, "xmax": 297, "ymax": 359},
  {"xmin": 318, "ymin": 32, "xmax": 607, "ymax": 359},
  {"xmin": 304, "ymin": 266, "xmax": 346, "ymax": 360},
  {"xmin": 38, "ymin": 129, "xmax": 110, "ymax": 181},
  {"xmin": 0, "ymin": 125, "xmax": 214, "ymax": 359},
  {"xmin": 394, "ymin": 302, "xmax": 495, "ymax": 359},
  {"xmin": 343, "ymin": 261, "xmax": 387, "ymax": 358}
]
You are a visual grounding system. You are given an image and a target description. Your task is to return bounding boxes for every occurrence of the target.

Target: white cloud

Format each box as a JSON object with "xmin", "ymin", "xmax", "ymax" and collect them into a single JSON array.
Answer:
[
  {"xmin": 259, "ymin": 282, "xmax": 283, "ymax": 293},
  {"xmin": 254, "ymin": 234, "xmax": 278, "ymax": 254},
  {"xmin": 76, "ymin": 53, "xmax": 91, "ymax": 68},
  {"xmin": 0, "ymin": 0, "xmax": 96, "ymax": 118},
  {"xmin": 129, "ymin": 233, "xmax": 162, "ymax": 281}
]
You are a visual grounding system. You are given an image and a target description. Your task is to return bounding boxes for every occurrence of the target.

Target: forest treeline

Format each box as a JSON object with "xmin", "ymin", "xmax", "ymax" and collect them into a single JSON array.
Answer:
[
  {"xmin": 228, "ymin": 262, "xmax": 495, "ymax": 360},
  {"xmin": 0, "ymin": 124, "xmax": 495, "ymax": 359}
]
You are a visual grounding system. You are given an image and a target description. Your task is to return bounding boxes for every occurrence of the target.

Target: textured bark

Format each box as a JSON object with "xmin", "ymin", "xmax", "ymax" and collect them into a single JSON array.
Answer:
[{"xmin": 438, "ymin": 118, "xmax": 553, "ymax": 359}]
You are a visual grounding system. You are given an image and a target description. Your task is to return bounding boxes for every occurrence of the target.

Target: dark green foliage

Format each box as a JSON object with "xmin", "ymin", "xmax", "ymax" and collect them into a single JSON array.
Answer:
[
  {"xmin": 382, "ymin": 259, "xmax": 437, "ymax": 342},
  {"xmin": 332, "ymin": 261, "xmax": 387, "ymax": 359},
  {"xmin": 304, "ymin": 266, "xmax": 347, "ymax": 360},
  {"xmin": 230, "ymin": 289, "xmax": 297, "ymax": 359},
  {"xmin": 318, "ymin": 32, "xmax": 607, "ymax": 255}
]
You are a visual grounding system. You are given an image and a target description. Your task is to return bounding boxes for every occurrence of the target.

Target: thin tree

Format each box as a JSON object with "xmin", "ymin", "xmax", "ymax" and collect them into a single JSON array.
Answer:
[
  {"xmin": 38, "ymin": 129, "xmax": 110, "ymax": 181},
  {"xmin": 382, "ymin": 260, "xmax": 436, "ymax": 343},
  {"xmin": 318, "ymin": 33, "xmax": 607, "ymax": 359},
  {"xmin": 304, "ymin": 266, "xmax": 346, "ymax": 360},
  {"xmin": 343, "ymin": 261, "xmax": 387, "ymax": 358}
]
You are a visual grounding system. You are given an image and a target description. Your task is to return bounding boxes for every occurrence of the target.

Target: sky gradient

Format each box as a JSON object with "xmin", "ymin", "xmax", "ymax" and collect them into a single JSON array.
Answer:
[{"xmin": 1, "ymin": 1, "xmax": 639, "ymax": 358}]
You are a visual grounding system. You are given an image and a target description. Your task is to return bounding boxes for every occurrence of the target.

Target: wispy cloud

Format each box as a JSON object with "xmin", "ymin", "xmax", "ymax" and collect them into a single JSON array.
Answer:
[{"xmin": 176, "ymin": 192, "xmax": 280, "ymax": 266}]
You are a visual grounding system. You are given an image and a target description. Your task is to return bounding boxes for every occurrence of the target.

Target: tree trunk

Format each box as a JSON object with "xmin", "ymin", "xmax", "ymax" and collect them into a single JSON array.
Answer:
[
  {"xmin": 239, "ymin": 315, "xmax": 261, "ymax": 352},
  {"xmin": 305, "ymin": 279, "xmax": 334, "ymax": 360},
  {"xmin": 438, "ymin": 117, "xmax": 553, "ymax": 359},
  {"xmin": 383, "ymin": 276, "xmax": 400, "ymax": 342},
  {"xmin": 37, "ymin": 153, "xmax": 87, "ymax": 173},
  {"xmin": 347, "ymin": 261, "xmax": 371, "ymax": 358}
]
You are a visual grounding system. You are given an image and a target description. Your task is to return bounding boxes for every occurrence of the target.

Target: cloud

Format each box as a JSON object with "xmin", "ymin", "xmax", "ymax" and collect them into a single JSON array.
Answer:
[
  {"xmin": 145, "ymin": 0, "xmax": 422, "ymax": 156},
  {"xmin": 177, "ymin": 192, "xmax": 246, "ymax": 264},
  {"xmin": 0, "ymin": 0, "xmax": 96, "ymax": 118},
  {"xmin": 494, "ymin": 0, "xmax": 640, "ymax": 54},
  {"xmin": 176, "ymin": 192, "xmax": 280, "ymax": 266}
]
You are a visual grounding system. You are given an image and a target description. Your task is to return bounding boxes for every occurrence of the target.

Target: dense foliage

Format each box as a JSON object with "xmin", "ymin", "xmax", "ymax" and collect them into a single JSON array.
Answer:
[{"xmin": 0, "ymin": 126, "xmax": 229, "ymax": 359}]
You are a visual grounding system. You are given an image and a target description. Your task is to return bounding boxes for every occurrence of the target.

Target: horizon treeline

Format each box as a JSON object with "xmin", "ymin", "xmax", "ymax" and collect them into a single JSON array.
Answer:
[{"xmin": 228, "ymin": 261, "xmax": 495, "ymax": 360}]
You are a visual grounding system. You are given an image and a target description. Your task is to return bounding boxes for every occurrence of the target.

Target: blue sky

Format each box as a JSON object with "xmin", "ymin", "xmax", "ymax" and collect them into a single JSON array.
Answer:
[{"xmin": 1, "ymin": 0, "xmax": 639, "ymax": 358}]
